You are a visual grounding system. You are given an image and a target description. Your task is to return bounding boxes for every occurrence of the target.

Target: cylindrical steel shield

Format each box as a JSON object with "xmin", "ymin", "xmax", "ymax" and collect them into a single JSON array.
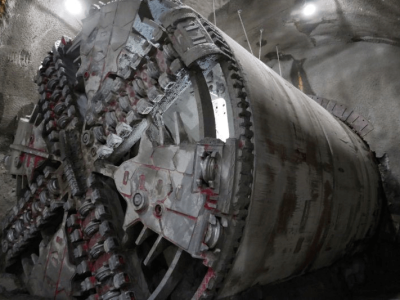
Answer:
[{"xmin": 217, "ymin": 32, "xmax": 381, "ymax": 297}]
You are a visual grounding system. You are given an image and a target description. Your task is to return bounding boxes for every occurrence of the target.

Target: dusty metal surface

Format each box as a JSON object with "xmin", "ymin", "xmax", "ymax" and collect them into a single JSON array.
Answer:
[
  {"xmin": 0, "ymin": 1, "xmax": 381, "ymax": 299},
  {"xmin": 217, "ymin": 31, "xmax": 381, "ymax": 297}
]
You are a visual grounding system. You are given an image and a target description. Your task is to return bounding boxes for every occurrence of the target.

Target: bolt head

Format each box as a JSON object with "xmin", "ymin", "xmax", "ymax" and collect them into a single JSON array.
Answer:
[
  {"xmin": 133, "ymin": 193, "xmax": 143, "ymax": 207},
  {"xmin": 51, "ymin": 179, "xmax": 59, "ymax": 190},
  {"xmin": 90, "ymin": 147, "xmax": 97, "ymax": 157},
  {"xmin": 154, "ymin": 204, "xmax": 163, "ymax": 218},
  {"xmin": 132, "ymin": 192, "xmax": 147, "ymax": 211},
  {"xmin": 82, "ymin": 131, "xmax": 94, "ymax": 146}
]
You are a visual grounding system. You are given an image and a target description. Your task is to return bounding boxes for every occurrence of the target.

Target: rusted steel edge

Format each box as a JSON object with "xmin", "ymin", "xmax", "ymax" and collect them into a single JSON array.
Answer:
[
  {"xmin": 308, "ymin": 95, "xmax": 374, "ymax": 137},
  {"xmin": 10, "ymin": 144, "xmax": 49, "ymax": 159}
]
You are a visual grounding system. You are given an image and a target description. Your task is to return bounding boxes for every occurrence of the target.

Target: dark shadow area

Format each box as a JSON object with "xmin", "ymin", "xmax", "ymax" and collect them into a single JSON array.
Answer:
[{"xmin": 224, "ymin": 201, "xmax": 400, "ymax": 300}]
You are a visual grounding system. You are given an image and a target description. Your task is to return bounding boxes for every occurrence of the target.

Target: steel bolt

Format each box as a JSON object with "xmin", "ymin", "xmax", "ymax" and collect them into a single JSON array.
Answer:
[
  {"xmin": 90, "ymin": 147, "xmax": 97, "ymax": 157},
  {"xmin": 204, "ymin": 219, "xmax": 221, "ymax": 249},
  {"xmin": 58, "ymin": 115, "xmax": 70, "ymax": 129},
  {"xmin": 82, "ymin": 131, "xmax": 94, "ymax": 147},
  {"xmin": 132, "ymin": 192, "xmax": 147, "ymax": 211},
  {"xmin": 133, "ymin": 193, "xmax": 143, "ymax": 207},
  {"xmin": 154, "ymin": 204, "xmax": 163, "ymax": 217},
  {"xmin": 47, "ymin": 178, "xmax": 60, "ymax": 195},
  {"xmin": 82, "ymin": 132, "xmax": 89, "ymax": 144},
  {"xmin": 51, "ymin": 179, "xmax": 59, "ymax": 190}
]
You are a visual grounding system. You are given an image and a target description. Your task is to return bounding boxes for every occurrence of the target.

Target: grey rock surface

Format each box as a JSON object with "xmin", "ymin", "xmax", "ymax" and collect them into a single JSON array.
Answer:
[
  {"xmin": 0, "ymin": 273, "xmax": 48, "ymax": 299},
  {"xmin": 0, "ymin": 0, "xmax": 82, "ymax": 136},
  {"xmin": 0, "ymin": 273, "xmax": 19, "ymax": 292}
]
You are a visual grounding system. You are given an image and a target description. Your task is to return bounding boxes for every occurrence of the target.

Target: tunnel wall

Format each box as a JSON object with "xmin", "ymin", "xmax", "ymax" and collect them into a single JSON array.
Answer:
[{"xmin": 0, "ymin": 0, "xmax": 81, "ymax": 139}]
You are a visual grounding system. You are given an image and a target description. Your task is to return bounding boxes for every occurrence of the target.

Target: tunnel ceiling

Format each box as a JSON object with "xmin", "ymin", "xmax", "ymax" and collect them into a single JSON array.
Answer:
[{"xmin": 183, "ymin": 0, "xmax": 400, "ymax": 58}]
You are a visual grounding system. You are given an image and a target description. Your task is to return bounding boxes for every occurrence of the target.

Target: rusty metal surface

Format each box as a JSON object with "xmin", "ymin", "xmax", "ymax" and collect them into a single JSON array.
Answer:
[
  {"xmin": 308, "ymin": 95, "xmax": 374, "ymax": 137},
  {"xmin": 217, "ymin": 32, "xmax": 381, "ymax": 298}
]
